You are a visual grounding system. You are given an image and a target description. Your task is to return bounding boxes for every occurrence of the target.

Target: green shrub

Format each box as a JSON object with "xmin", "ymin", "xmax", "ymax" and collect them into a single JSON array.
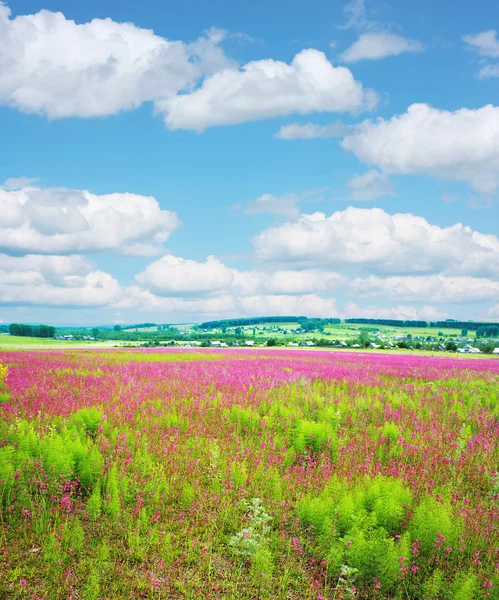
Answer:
[
  {"xmin": 382, "ymin": 421, "xmax": 400, "ymax": 443},
  {"xmin": 0, "ymin": 446, "xmax": 14, "ymax": 508},
  {"xmin": 347, "ymin": 523, "xmax": 400, "ymax": 590},
  {"xmin": 69, "ymin": 407, "xmax": 103, "ymax": 438},
  {"xmin": 422, "ymin": 569, "xmax": 444, "ymax": 599},
  {"xmin": 451, "ymin": 572, "xmax": 480, "ymax": 600},
  {"xmin": 293, "ymin": 419, "xmax": 336, "ymax": 455},
  {"xmin": 105, "ymin": 464, "xmax": 121, "ymax": 519},
  {"xmin": 410, "ymin": 496, "xmax": 460, "ymax": 557},
  {"xmin": 87, "ymin": 482, "xmax": 102, "ymax": 520}
]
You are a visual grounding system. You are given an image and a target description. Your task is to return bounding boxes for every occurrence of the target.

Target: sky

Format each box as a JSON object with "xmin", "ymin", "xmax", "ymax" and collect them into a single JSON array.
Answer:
[{"xmin": 1, "ymin": 0, "xmax": 499, "ymax": 326}]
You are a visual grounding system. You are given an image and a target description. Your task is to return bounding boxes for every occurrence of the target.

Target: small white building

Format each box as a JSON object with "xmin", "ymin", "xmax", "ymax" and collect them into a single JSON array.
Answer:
[
  {"xmin": 492, "ymin": 348, "xmax": 499, "ymax": 354},
  {"xmin": 457, "ymin": 345, "xmax": 481, "ymax": 354},
  {"xmin": 244, "ymin": 340, "xmax": 255, "ymax": 346}
]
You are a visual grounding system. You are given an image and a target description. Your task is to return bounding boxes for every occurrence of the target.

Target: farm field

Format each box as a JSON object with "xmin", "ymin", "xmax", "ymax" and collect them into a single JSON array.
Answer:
[
  {"xmin": 0, "ymin": 335, "xmax": 125, "ymax": 351},
  {"xmin": 1, "ymin": 349, "xmax": 499, "ymax": 599}
]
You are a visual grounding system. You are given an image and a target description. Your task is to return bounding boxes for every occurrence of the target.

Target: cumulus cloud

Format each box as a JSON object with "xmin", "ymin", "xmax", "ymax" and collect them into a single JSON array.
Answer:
[
  {"xmin": 351, "ymin": 275, "xmax": 499, "ymax": 303},
  {"xmin": 274, "ymin": 121, "xmax": 357, "ymax": 140},
  {"xmin": 239, "ymin": 294, "xmax": 338, "ymax": 318},
  {"xmin": 135, "ymin": 255, "xmax": 234, "ymax": 295},
  {"xmin": 341, "ymin": 103, "xmax": 499, "ymax": 193},
  {"xmin": 1, "ymin": 176, "xmax": 39, "ymax": 190},
  {"xmin": 346, "ymin": 169, "xmax": 394, "ymax": 201},
  {"xmin": 253, "ymin": 207, "xmax": 499, "ymax": 275},
  {"xmin": 0, "ymin": 254, "xmax": 123, "ymax": 307},
  {"xmin": 0, "ymin": 184, "xmax": 180, "ymax": 256},
  {"xmin": 232, "ymin": 269, "xmax": 344, "ymax": 296},
  {"xmin": 340, "ymin": 32, "xmax": 423, "ymax": 63},
  {"xmin": 157, "ymin": 49, "xmax": 378, "ymax": 131},
  {"xmin": 238, "ymin": 187, "xmax": 329, "ymax": 219},
  {"xmin": 135, "ymin": 253, "xmax": 343, "ymax": 297},
  {"xmin": 120, "ymin": 285, "xmax": 338, "ymax": 318},
  {"xmin": 0, "ymin": 2, "xmax": 230, "ymax": 118},
  {"xmin": 0, "ymin": 3, "xmax": 377, "ymax": 129}
]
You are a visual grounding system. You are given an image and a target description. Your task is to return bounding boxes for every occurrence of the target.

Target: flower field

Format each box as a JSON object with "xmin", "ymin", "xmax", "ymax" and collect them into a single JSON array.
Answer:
[{"xmin": 1, "ymin": 349, "xmax": 499, "ymax": 599}]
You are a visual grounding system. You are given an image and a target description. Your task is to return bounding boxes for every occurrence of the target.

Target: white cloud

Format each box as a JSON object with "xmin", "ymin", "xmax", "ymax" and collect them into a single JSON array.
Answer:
[
  {"xmin": 158, "ymin": 49, "xmax": 378, "ymax": 131},
  {"xmin": 463, "ymin": 30, "xmax": 499, "ymax": 57},
  {"xmin": 0, "ymin": 3, "xmax": 378, "ymax": 130},
  {"xmin": 1, "ymin": 176, "xmax": 39, "ymax": 190},
  {"xmin": 340, "ymin": 0, "xmax": 375, "ymax": 31},
  {"xmin": 240, "ymin": 192, "xmax": 302, "ymax": 219},
  {"xmin": 232, "ymin": 269, "xmax": 344, "ymax": 296},
  {"xmin": 136, "ymin": 253, "xmax": 343, "ymax": 297},
  {"xmin": 477, "ymin": 64, "xmax": 499, "ymax": 79},
  {"xmin": 135, "ymin": 255, "xmax": 234, "ymax": 295},
  {"xmin": 342, "ymin": 103, "xmax": 499, "ymax": 193},
  {"xmin": 351, "ymin": 275, "xmax": 499, "ymax": 303},
  {"xmin": 346, "ymin": 169, "xmax": 394, "ymax": 201},
  {"xmin": 340, "ymin": 32, "xmax": 423, "ymax": 63},
  {"xmin": 239, "ymin": 187, "xmax": 329, "ymax": 219},
  {"xmin": 239, "ymin": 294, "xmax": 338, "ymax": 318},
  {"xmin": 0, "ymin": 2, "xmax": 230, "ymax": 118},
  {"xmin": 0, "ymin": 184, "xmax": 180, "ymax": 256},
  {"xmin": 253, "ymin": 207, "xmax": 499, "ymax": 275},
  {"xmin": 344, "ymin": 302, "xmax": 448, "ymax": 321},
  {"xmin": 0, "ymin": 254, "xmax": 123, "ymax": 307},
  {"xmin": 463, "ymin": 31, "xmax": 499, "ymax": 79},
  {"xmin": 120, "ymin": 285, "xmax": 338, "ymax": 319},
  {"xmin": 274, "ymin": 120, "xmax": 357, "ymax": 140}
]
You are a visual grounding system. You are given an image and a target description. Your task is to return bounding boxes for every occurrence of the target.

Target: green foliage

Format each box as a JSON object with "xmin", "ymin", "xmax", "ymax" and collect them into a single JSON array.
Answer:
[
  {"xmin": 250, "ymin": 544, "xmax": 274, "ymax": 580},
  {"xmin": 87, "ymin": 482, "xmax": 102, "ymax": 520},
  {"xmin": 347, "ymin": 522, "xmax": 400, "ymax": 590},
  {"xmin": 0, "ymin": 446, "xmax": 14, "ymax": 503},
  {"xmin": 292, "ymin": 419, "xmax": 336, "ymax": 455},
  {"xmin": 451, "ymin": 572, "xmax": 480, "ymax": 600},
  {"xmin": 69, "ymin": 407, "xmax": 103, "ymax": 437},
  {"xmin": 300, "ymin": 476, "xmax": 412, "ymax": 586},
  {"xmin": 105, "ymin": 464, "xmax": 121, "ymax": 518},
  {"xmin": 382, "ymin": 421, "xmax": 400, "ymax": 443},
  {"xmin": 83, "ymin": 563, "xmax": 101, "ymax": 600},
  {"xmin": 63, "ymin": 518, "xmax": 85, "ymax": 553},
  {"xmin": 410, "ymin": 496, "xmax": 460, "ymax": 557},
  {"xmin": 422, "ymin": 569, "xmax": 444, "ymax": 599}
]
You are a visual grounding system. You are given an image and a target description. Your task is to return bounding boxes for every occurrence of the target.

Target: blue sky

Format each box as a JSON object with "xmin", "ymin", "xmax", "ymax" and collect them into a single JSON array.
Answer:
[{"xmin": 1, "ymin": 0, "xmax": 499, "ymax": 325}]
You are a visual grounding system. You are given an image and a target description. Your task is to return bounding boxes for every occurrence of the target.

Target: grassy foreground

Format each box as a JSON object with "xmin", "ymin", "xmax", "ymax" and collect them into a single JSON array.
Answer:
[{"xmin": 1, "ymin": 349, "xmax": 499, "ymax": 599}]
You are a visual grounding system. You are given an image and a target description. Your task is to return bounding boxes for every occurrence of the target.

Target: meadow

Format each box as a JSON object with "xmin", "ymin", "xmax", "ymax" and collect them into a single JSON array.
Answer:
[{"xmin": 1, "ymin": 348, "xmax": 499, "ymax": 599}]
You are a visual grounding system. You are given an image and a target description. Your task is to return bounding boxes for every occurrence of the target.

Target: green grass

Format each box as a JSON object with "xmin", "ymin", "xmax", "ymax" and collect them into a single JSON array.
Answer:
[{"xmin": 0, "ymin": 335, "xmax": 123, "ymax": 350}]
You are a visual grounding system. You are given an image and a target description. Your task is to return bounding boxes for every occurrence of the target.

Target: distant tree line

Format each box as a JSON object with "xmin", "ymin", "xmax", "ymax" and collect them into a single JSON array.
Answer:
[
  {"xmin": 345, "ymin": 318, "xmax": 428, "ymax": 328},
  {"xmin": 200, "ymin": 316, "xmax": 305, "ymax": 329},
  {"xmin": 476, "ymin": 325, "xmax": 499, "ymax": 338},
  {"xmin": 9, "ymin": 323, "xmax": 56, "ymax": 338},
  {"xmin": 430, "ymin": 321, "xmax": 499, "ymax": 331},
  {"xmin": 199, "ymin": 316, "xmax": 341, "ymax": 330},
  {"xmin": 346, "ymin": 318, "xmax": 499, "ymax": 332}
]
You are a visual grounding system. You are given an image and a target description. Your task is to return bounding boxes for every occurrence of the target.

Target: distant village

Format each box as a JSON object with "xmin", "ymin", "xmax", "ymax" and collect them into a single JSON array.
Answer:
[{"xmin": 5, "ymin": 318, "xmax": 499, "ymax": 354}]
